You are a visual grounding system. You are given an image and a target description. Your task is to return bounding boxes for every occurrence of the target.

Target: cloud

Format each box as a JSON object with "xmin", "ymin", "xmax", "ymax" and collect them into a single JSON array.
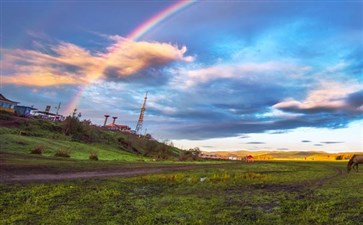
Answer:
[
  {"xmin": 245, "ymin": 142, "xmax": 266, "ymax": 145},
  {"xmin": 2, "ymin": 73, "xmax": 80, "ymax": 87},
  {"xmin": 238, "ymin": 135, "xmax": 250, "ymax": 139},
  {"xmin": 320, "ymin": 141, "xmax": 344, "ymax": 144},
  {"xmin": 1, "ymin": 36, "xmax": 193, "ymax": 87},
  {"xmin": 144, "ymin": 68, "xmax": 362, "ymax": 140},
  {"xmin": 274, "ymin": 81, "xmax": 363, "ymax": 113},
  {"xmin": 346, "ymin": 90, "xmax": 363, "ymax": 109},
  {"xmin": 268, "ymin": 130, "xmax": 287, "ymax": 134},
  {"xmin": 172, "ymin": 61, "xmax": 311, "ymax": 88},
  {"xmin": 152, "ymin": 108, "xmax": 362, "ymax": 140},
  {"xmin": 301, "ymin": 140, "xmax": 311, "ymax": 143},
  {"xmin": 102, "ymin": 37, "xmax": 194, "ymax": 78}
]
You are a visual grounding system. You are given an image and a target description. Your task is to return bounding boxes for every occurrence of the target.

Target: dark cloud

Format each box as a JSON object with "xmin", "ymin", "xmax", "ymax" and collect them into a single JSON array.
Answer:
[
  {"xmin": 320, "ymin": 141, "xmax": 344, "ymax": 144},
  {"xmin": 346, "ymin": 90, "xmax": 363, "ymax": 108},
  {"xmin": 152, "ymin": 110, "xmax": 362, "ymax": 140},
  {"xmin": 301, "ymin": 140, "xmax": 311, "ymax": 143},
  {"xmin": 269, "ymin": 130, "xmax": 287, "ymax": 134},
  {"xmin": 104, "ymin": 67, "xmax": 170, "ymax": 87},
  {"xmin": 314, "ymin": 144, "xmax": 323, "ymax": 146},
  {"xmin": 277, "ymin": 148, "xmax": 289, "ymax": 150}
]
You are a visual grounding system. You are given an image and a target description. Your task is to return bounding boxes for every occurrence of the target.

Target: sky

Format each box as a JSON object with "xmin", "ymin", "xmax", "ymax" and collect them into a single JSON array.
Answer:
[{"xmin": 1, "ymin": 0, "xmax": 362, "ymax": 153}]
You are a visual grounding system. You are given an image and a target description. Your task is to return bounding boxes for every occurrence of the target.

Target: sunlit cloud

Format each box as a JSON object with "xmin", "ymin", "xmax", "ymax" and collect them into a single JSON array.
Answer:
[
  {"xmin": 2, "ymin": 73, "xmax": 80, "ymax": 87},
  {"xmin": 274, "ymin": 81, "xmax": 363, "ymax": 113},
  {"xmin": 1, "ymin": 37, "xmax": 193, "ymax": 87}
]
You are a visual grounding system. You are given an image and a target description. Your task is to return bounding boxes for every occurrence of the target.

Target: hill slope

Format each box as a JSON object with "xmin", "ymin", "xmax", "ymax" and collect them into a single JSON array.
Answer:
[{"xmin": 0, "ymin": 112, "xmax": 181, "ymax": 161}]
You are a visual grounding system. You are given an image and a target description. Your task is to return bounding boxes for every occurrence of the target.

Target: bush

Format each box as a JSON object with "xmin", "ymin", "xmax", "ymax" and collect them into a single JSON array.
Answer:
[
  {"xmin": 178, "ymin": 147, "xmax": 201, "ymax": 161},
  {"xmin": 89, "ymin": 152, "xmax": 99, "ymax": 161},
  {"xmin": 30, "ymin": 145, "xmax": 45, "ymax": 154},
  {"xmin": 54, "ymin": 149, "xmax": 71, "ymax": 158}
]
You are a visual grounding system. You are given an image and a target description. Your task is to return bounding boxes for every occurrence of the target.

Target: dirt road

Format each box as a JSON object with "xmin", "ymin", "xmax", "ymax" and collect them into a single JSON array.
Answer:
[
  {"xmin": 1, "ymin": 158, "xmax": 345, "ymax": 185},
  {"xmin": 0, "ymin": 163, "xmax": 233, "ymax": 183}
]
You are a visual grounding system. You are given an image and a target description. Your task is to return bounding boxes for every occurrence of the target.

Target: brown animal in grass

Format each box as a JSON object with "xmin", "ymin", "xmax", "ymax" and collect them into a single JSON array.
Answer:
[{"xmin": 347, "ymin": 155, "xmax": 363, "ymax": 173}]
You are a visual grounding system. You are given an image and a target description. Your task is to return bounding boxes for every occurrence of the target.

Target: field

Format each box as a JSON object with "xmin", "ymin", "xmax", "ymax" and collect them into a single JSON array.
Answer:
[
  {"xmin": 1, "ymin": 116, "xmax": 362, "ymax": 224},
  {"xmin": 1, "ymin": 160, "xmax": 362, "ymax": 225}
]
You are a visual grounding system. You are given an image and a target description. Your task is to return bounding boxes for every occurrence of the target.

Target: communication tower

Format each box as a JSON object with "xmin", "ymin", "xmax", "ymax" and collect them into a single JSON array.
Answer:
[{"xmin": 135, "ymin": 92, "xmax": 148, "ymax": 134}]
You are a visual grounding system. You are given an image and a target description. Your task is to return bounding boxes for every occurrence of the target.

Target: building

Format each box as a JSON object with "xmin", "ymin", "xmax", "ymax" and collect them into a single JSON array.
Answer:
[
  {"xmin": 15, "ymin": 105, "xmax": 37, "ymax": 117},
  {"xmin": 104, "ymin": 123, "xmax": 131, "ymax": 132},
  {"xmin": 0, "ymin": 94, "xmax": 19, "ymax": 113},
  {"xmin": 103, "ymin": 116, "xmax": 131, "ymax": 132},
  {"xmin": 32, "ymin": 110, "xmax": 65, "ymax": 121},
  {"xmin": 227, "ymin": 154, "xmax": 240, "ymax": 160},
  {"xmin": 199, "ymin": 153, "xmax": 225, "ymax": 160}
]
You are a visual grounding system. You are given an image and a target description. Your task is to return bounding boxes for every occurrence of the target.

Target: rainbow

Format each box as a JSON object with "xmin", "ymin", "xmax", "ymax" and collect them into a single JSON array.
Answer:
[
  {"xmin": 64, "ymin": 0, "xmax": 196, "ymax": 115},
  {"xmin": 128, "ymin": 0, "xmax": 196, "ymax": 41}
]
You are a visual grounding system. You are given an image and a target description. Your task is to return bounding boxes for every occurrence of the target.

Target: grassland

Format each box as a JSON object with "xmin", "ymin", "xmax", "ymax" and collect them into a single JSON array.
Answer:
[
  {"xmin": 1, "ymin": 161, "xmax": 362, "ymax": 225},
  {"xmin": 1, "ymin": 114, "xmax": 362, "ymax": 224}
]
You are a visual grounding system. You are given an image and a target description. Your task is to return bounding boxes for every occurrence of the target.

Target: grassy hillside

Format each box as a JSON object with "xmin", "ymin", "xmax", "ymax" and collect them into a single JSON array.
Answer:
[{"xmin": 0, "ymin": 112, "xmax": 183, "ymax": 162}]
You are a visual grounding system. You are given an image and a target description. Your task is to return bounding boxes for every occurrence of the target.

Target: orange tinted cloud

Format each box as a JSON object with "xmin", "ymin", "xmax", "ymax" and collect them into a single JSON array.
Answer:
[
  {"xmin": 101, "ymin": 38, "xmax": 194, "ymax": 77},
  {"xmin": 2, "ymin": 73, "xmax": 79, "ymax": 87},
  {"xmin": 1, "ymin": 37, "xmax": 192, "ymax": 87}
]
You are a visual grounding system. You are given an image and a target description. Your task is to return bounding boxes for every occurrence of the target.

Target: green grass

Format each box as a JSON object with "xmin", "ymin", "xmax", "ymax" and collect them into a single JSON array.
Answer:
[
  {"xmin": 0, "ymin": 133, "xmax": 147, "ymax": 161},
  {"xmin": 1, "ymin": 161, "xmax": 362, "ymax": 225}
]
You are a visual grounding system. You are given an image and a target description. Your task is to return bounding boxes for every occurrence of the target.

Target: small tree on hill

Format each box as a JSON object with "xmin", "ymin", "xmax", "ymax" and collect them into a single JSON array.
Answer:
[{"xmin": 62, "ymin": 116, "xmax": 82, "ymax": 136}]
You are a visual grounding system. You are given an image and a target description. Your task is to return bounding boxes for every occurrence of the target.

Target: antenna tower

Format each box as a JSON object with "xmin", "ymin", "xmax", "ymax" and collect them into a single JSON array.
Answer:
[{"xmin": 135, "ymin": 92, "xmax": 148, "ymax": 134}]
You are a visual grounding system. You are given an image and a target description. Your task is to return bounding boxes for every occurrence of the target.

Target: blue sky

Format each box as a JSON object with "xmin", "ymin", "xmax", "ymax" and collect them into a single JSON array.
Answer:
[{"xmin": 1, "ymin": 1, "xmax": 362, "ymax": 152}]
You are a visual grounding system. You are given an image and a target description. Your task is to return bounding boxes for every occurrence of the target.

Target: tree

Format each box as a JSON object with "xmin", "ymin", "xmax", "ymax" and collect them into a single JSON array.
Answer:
[{"xmin": 62, "ymin": 116, "xmax": 82, "ymax": 136}]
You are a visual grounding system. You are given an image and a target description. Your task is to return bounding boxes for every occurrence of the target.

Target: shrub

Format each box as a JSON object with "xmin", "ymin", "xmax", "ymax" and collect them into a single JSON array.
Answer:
[
  {"xmin": 30, "ymin": 145, "xmax": 45, "ymax": 154},
  {"xmin": 89, "ymin": 152, "xmax": 99, "ymax": 161},
  {"xmin": 54, "ymin": 149, "xmax": 71, "ymax": 158}
]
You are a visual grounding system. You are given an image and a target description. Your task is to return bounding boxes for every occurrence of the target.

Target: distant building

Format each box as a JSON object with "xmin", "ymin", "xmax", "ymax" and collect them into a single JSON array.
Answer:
[
  {"xmin": 33, "ymin": 110, "xmax": 65, "ymax": 121},
  {"xmin": 102, "ymin": 116, "xmax": 131, "ymax": 132},
  {"xmin": 199, "ymin": 153, "xmax": 225, "ymax": 160},
  {"xmin": 104, "ymin": 123, "xmax": 131, "ymax": 132},
  {"xmin": 0, "ymin": 94, "xmax": 19, "ymax": 113},
  {"xmin": 15, "ymin": 105, "xmax": 37, "ymax": 117},
  {"xmin": 227, "ymin": 154, "xmax": 240, "ymax": 160}
]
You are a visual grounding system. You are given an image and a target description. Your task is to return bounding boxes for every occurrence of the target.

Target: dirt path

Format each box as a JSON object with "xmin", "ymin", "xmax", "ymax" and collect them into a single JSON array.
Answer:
[
  {"xmin": 1, "ymin": 162, "xmax": 345, "ymax": 185},
  {"xmin": 0, "ymin": 164, "xmax": 233, "ymax": 183}
]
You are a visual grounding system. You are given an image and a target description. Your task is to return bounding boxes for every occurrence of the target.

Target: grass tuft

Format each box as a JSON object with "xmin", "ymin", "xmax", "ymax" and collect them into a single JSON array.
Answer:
[
  {"xmin": 54, "ymin": 148, "xmax": 71, "ymax": 158},
  {"xmin": 89, "ymin": 152, "xmax": 99, "ymax": 161},
  {"xmin": 30, "ymin": 145, "xmax": 45, "ymax": 155}
]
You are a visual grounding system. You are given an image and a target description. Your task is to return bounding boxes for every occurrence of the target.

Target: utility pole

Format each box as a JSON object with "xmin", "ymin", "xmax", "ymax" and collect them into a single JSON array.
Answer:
[
  {"xmin": 135, "ymin": 92, "xmax": 148, "ymax": 134},
  {"xmin": 55, "ymin": 102, "xmax": 61, "ymax": 116}
]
